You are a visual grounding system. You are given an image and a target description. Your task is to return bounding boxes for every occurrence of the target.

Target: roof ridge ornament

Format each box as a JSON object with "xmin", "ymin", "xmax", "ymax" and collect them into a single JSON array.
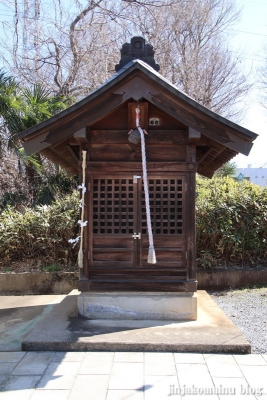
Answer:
[{"xmin": 115, "ymin": 36, "xmax": 160, "ymax": 72}]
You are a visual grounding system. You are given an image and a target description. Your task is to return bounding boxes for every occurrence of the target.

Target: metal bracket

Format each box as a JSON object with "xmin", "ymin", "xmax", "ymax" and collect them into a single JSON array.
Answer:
[
  {"xmin": 133, "ymin": 175, "xmax": 142, "ymax": 183},
  {"xmin": 132, "ymin": 232, "xmax": 141, "ymax": 240}
]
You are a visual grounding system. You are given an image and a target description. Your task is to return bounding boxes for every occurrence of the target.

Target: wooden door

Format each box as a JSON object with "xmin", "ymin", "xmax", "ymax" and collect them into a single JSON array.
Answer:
[
  {"xmin": 139, "ymin": 176, "xmax": 187, "ymax": 281},
  {"xmin": 88, "ymin": 174, "xmax": 187, "ymax": 282},
  {"xmin": 89, "ymin": 175, "xmax": 137, "ymax": 278}
]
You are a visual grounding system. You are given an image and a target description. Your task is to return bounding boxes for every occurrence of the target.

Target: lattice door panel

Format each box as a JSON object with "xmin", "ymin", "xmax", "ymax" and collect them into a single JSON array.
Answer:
[
  {"xmin": 140, "ymin": 177, "xmax": 186, "ymax": 273},
  {"xmin": 90, "ymin": 176, "xmax": 137, "ymax": 270},
  {"xmin": 141, "ymin": 178, "xmax": 183, "ymax": 235},
  {"xmin": 92, "ymin": 178, "xmax": 134, "ymax": 235},
  {"xmin": 90, "ymin": 175, "xmax": 186, "ymax": 273}
]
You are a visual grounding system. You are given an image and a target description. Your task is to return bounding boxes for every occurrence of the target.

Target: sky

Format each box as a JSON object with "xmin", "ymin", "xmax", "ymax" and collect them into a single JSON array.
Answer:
[{"xmin": 230, "ymin": 0, "xmax": 267, "ymax": 168}]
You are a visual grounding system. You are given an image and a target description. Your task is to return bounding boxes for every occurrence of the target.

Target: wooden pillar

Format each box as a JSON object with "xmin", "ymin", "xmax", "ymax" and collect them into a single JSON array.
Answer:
[
  {"xmin": 186, "ymin": 169, "xmax": 196, "ymax": 282},
  {"xmin": 186, "ymin": 128, "xmax": 200, "ymax": 285}
]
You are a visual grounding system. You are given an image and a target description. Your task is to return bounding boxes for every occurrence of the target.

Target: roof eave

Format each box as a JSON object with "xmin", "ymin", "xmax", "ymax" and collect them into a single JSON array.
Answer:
[
  {"xmin": 18, "ymin": 61, "xmax": 141, "ymax": 141},
  {"xmin": 19, "ymin": 60, "xmax": 257, "ymax": 143}
]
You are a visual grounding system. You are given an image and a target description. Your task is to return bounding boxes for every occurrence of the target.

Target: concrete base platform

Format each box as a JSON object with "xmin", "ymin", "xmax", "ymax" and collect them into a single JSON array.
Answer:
[
  {"xmin": 78, "ymin": 292, "xmax": 197, "ymax": 320},
  {"xmin": 0, "ymin": 294, "xmax": 66, "ymax": 351},
  {"xmin": 22, "ymin": 290, "xmax": 251, "ymax": 353}
]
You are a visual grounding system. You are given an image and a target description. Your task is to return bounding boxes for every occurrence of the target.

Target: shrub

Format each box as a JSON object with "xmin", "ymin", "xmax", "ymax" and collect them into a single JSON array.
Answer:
[
  {"xmin": 196, "ymin": 176, "xmax": 267, "ymax": 268},
  {"xmin": 1, "ymin": 177, "xmax": 266, "ymax": 270},
  {"xmin": 0, "ymin": 191, "xmax": 79, "ymax": 269}
]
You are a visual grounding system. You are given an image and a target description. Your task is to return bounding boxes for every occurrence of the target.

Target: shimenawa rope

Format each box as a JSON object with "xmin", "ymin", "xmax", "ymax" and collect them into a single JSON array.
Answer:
[
  {"xmin": 136, "ymin": 106, "xmax": 156, "ymax": 264},
  {"xmin": 77, "ymin": 150, "xmax": 87, "ymax": 268}
]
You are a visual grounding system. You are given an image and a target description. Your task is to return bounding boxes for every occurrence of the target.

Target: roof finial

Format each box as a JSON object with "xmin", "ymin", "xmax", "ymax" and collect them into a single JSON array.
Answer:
[{"xmin": 115, "ymin": 37, "xmax": 160, "ymax": 72}]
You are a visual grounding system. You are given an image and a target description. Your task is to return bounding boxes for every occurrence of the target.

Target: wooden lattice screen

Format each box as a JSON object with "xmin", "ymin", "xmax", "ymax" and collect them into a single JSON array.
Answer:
[
  {"xmin": 93, "ymin": 178, "xmax": 134, "ymax": 235},
  {"xmin": 142, "ymin": 179, "xmax": 183, "ymax": 235},
  {"xmin": 92, "ymin": 177, "xmax": 183, "ymax": 235}
]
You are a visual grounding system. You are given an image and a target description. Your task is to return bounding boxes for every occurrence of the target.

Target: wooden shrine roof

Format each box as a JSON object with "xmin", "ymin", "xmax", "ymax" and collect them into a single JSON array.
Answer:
[{"xmin": 19, "ymin": 59, "xmax": 257, "ymax": 178}]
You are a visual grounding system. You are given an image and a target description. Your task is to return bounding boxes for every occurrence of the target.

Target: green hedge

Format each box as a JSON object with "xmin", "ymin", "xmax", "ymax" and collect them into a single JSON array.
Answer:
[
  {"xmin": 0, "ymin": 177, "xmax": 266, "ymax": 270},
  {"xmin": 0, "ymin": 192, "xmax": 79, "ymax": 269},
  {"xmin": 196, "ymin": 176, "xmax": 267, "ymax": 268}
]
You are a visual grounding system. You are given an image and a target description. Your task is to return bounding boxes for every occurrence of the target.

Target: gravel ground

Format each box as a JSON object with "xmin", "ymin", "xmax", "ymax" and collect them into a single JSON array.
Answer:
[{"xmin": 210, "ymin": 287, "xmax": 267, "ymax": 354}]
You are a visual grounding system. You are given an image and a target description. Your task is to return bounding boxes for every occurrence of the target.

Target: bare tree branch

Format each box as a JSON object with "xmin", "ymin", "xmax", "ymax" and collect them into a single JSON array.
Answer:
[{"xmin": 0, "ymin": 0, "xmax": 252, "ymax": 120}]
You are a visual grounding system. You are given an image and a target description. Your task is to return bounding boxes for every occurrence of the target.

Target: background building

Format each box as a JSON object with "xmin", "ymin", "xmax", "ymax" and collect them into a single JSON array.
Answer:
[{"xmin": 235, "ymin": 167, "xmax": 267, "ymax": 187}]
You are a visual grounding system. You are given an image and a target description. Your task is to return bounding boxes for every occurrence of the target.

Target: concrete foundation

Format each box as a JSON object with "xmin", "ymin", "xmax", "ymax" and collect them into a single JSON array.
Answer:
[
  {"xmin": 21, "ymin": 290, "xmax": 251, "ymax": 353},
  {"xmin": 78, "ymin": 292, "xmax": 197, "ymax": 321}
]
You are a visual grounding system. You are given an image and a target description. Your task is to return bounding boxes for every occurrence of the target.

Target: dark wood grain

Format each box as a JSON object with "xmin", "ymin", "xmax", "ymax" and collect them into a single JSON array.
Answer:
[
  {"xmin": 78, "ymin": 280, "xmax": 197, "ymax": 292},
  {"xmin": 89, "ymin": 130, "xmax": 187, "ymax": 144},
  {"xmin": 86, "ymin": 162, "xmax": 197, "ymax": 172},
  {"xmin": 128, "ymin": 102, "xmax": 148, "ymax": 131},
  {"xmin": 186, "ymin": 171, "xmax": 196, "ymax": 281},
  {"xmin": 45, "ymin": 93, "xmax": 124, "ymax": 145}
]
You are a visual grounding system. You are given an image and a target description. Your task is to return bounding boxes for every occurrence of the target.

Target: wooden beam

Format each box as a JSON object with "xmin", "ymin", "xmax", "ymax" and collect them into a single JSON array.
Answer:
[
  {"xmin": 86, "ymin": 161, "xmax": 197, "ymax": 173},
  {"xmin": 67, "ymin": 145, "xmax": 79, "ymax": 162},
  {"xmin": 74, "ymin": 128, "xmax": 90, "ymax": 144},
  {"xmin": 44, "ymin": 93, "xmax": 124, "ymax": 146},
  {"xmin": 188, "ymin": 127, "xmax": 201, "ymax": 143},
  {"xmin": 78, "ymin": 279, "xmax": 197, "ymax": 292},
  {"xmin": 149, "ymin": 92, "xmax": 254, "ymax": 156}
]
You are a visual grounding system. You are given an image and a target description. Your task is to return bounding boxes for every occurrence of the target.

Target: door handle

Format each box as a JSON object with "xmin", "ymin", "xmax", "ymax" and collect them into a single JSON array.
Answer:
[{"xmin": 132, "ymin": 232, "xmax": 141, "ymax": 240}]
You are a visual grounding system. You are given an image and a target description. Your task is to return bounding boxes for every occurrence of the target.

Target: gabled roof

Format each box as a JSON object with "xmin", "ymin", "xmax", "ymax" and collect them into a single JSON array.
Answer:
[{"xmin": 19, "ymin": 58, "xmax": 257, "ymax": 178}]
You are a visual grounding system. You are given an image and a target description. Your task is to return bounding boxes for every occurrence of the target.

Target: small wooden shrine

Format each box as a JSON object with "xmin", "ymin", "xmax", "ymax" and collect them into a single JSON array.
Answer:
[{"xmin": 19, "ymin": 37, "xmax": 257, "ymax": 320}]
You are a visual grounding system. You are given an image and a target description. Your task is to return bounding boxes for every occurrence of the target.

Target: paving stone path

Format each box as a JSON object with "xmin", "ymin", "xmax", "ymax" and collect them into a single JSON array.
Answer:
[{"xmin": 0, "ymin": 351, "xmax": 267, "ymax": 399}]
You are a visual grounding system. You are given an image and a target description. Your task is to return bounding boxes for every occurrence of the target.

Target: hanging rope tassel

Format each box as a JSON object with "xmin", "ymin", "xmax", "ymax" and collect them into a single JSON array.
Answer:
[
  {"xmin": 77, "ymin": 150, "xmax": 87, "ymax": 269},
  {"xmin": 136, "ymin": 107, "xmax": 156, "ymax": 264}
]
